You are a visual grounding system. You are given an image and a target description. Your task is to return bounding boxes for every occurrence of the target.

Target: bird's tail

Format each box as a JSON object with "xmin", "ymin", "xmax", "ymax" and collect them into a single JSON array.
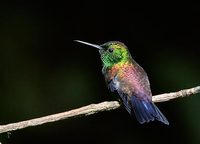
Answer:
[{"xmin": 130, "ymin": 96, "xmax": 169, "ymax": 125}]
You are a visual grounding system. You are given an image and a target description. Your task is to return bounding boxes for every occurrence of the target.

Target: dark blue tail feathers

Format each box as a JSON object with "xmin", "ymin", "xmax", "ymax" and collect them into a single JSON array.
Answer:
[{"xmin": 131, "ymin": 96, "xmax": 169, "ymax": 125}]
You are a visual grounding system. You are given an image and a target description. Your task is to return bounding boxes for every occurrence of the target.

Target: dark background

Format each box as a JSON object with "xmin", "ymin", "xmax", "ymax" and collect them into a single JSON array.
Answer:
[{"xmin": 0, "ymin": 1, "xmax": 200, "ymax": 144}]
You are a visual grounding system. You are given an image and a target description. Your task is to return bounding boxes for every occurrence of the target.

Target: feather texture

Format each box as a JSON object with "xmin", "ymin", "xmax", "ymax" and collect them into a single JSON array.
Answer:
[{"xmin": 106, "ymin": 60, "xmax": 169, "ymax": 125}]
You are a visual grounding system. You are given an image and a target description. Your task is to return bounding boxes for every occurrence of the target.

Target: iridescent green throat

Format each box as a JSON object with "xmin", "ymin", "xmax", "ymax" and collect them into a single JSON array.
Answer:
[{"xmin": 99, "ymin": 44, "xmax": 131, "ymax": 68}]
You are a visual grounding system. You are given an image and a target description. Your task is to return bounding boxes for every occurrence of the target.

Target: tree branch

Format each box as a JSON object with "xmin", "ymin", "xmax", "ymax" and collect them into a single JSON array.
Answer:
[{"xmin": 0, "ymin": 86, "xmax": 200, "ymax": 134}]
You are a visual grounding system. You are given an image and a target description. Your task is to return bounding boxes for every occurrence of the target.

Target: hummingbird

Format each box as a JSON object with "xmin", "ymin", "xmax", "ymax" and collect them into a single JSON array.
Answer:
[{"xmin": 75, "ymin": 40, "xmax": 169, "ymax": 125}]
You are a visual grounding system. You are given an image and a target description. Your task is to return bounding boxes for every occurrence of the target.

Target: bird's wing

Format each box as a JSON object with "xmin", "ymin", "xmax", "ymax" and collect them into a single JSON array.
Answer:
[
  {"xmin": 125, "ymin": 61, "xmax": 152, "ymax": 101},
  {"xmin": 108, "ymin": 69, "xmax": 169, "ymax": 125},
  {"xmin": 111, "ymin": 62, "xmax": 152, "ymax": 100},
  {"xmin": 105, "ymin": 62, "xmax": 169, "ymax": 125},
  {"xmin": 106, "ymin": 62, "xmax": 152, "ymax": 110}
]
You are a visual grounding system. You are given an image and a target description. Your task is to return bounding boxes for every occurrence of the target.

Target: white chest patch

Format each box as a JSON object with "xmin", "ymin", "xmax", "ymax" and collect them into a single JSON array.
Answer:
[{"xmin": 113, "ymin": 76, "xmax": 120, "ymax": 90}]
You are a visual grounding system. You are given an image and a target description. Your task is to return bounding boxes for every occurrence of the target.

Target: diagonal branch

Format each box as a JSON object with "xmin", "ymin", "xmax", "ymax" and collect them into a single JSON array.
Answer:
[{"xmin": 0, "ymin": 86, "xmax": 200, "ymax": 134}]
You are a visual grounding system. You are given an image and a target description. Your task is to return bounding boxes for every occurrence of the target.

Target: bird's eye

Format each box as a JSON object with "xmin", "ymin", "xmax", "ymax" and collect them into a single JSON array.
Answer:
[{"xmin": 108, "ymin": 48, "xmax": 114, "ymax": 53}]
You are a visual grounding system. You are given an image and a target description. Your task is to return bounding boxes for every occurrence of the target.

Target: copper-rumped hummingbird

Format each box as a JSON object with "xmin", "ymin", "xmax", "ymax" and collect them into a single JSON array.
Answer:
[{"xmin": 75, "ymin": 40, "xmax": 169, "ymax": 125}]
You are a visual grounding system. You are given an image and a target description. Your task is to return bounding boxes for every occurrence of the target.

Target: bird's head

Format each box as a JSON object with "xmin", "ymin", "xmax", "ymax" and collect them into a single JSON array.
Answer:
[{"xmin": 75, "ymin": 40, "xmax": 131, "ymax": 67}]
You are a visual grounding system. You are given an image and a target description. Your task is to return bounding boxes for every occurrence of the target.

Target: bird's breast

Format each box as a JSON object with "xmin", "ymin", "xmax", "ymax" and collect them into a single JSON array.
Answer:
[
  {"xmin": 109, "ymin": 63, "xmax": 151, "ymax": 100},
  {"xmin": 106, "ymin": 63, "xmax": 134, "ymax": 94}
]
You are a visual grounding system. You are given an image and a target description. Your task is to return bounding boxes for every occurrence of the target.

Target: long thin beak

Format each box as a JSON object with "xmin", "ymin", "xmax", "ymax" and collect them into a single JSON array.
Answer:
[{"xmin": 74, "ymin": 40, "xmax": 102, "ymax": 49}]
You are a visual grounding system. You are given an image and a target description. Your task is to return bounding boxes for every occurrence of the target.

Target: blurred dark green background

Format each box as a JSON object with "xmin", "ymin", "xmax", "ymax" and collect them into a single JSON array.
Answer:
[{"xmin": 0, "ymin": 1, "xmax": 200, "ymax": 144}]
